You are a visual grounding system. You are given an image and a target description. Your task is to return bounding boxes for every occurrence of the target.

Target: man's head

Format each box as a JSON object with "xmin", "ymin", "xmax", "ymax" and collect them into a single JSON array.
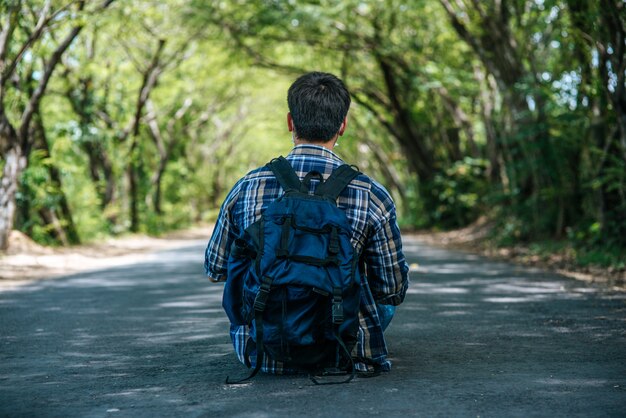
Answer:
[{"xmin": 287, "ymin": 72, "xmax": 351, "ymax": 143}]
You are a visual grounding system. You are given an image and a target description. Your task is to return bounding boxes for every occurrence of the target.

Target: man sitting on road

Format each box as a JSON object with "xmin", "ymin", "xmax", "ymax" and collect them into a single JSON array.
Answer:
[{"xmin": 205, "ymin": 71, "xmax": 409, "ymax": 374}]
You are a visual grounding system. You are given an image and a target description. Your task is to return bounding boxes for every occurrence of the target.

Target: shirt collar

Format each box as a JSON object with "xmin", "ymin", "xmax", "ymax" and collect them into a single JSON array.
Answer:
[{"xmin": 288, "ymin": 144, "xmax": 344, "ymax": 163}]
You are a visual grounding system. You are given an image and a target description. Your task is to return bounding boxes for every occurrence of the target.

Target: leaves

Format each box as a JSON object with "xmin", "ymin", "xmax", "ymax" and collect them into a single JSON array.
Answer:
[{"xmin": 0, "ymin": 0, "xmax": 624, "ymax": 261}]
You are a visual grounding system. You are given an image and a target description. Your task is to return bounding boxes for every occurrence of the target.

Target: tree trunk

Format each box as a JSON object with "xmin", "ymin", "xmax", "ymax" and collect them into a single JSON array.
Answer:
[
  {"xmin": 66, "ymin": 75, "xmax": 117, "ymax": 210},
  {"xmin": 0, "ymin": 144, "xmax": 27, "ymax": 251},
  {"xmin": 128, "ymin": 159, "xmax": 140, "ymax": 233},
  {"xmin": 475, "ymin": 67, "xmax": 501, "ymax": 183},
  {"xmin": 38, "ymin": 207, "xmax": 68, "ymax": 245},
  {"xmin": 437, "ymin": 86, "xmax": 479, "ymax": 158},
  {"xmin": 33, "ymin": 114, "xmax": 81, "ymax": 244},
  {"xmin": 439, "ymin": 0, "xmax": 545, "ymax": 221},
  {"xmin": 376, "ymin": 56, "xmax": 436, "ymax": 181},
  {"xmin": 0, "ymin": 1, "xmax": 94, "ymax": 250},
  {"xmin": 152, "ymin": 159, "xmax": 168, "ymax": 215},
  {"xmin": 360, "ymin": 137, "xmax": 403, "ymax": 198}
]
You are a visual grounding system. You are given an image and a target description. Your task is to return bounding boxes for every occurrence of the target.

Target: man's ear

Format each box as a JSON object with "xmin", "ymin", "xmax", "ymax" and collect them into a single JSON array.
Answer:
[
  {"xmin": 287, "ymin": 112, "xmax": 294, "ymax": 132},
  {"xmin": 338, "ymin": 116, "xmax": 348, "ymax": 136}
]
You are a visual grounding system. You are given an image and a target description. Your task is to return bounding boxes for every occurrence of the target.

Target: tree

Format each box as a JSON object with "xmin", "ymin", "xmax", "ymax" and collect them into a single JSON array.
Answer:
[
  {"xmin": 566, "ymin": 0, "xmax": 626, "ymax": 244},
  {"xmin": 0, "ymin": 0, "xmax": 115, "ymax": 250},
  {"xmin": 190, "ymin": 0, "xmax": 484, "ymax": 225}
]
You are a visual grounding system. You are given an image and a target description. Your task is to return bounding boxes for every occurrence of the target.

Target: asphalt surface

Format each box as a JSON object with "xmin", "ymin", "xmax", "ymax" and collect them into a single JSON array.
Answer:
[{"xmin": 1, "ymin": 237, "xmax": 625, "ymax": 417}]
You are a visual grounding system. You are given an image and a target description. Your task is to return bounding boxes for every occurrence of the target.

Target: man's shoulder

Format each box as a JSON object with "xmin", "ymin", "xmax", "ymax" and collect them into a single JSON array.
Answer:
[
  {"xmin": 242, "ymin": 165, "xmax": 273, "ymax": 180},
  {"xmin": 368, "ymin": 177, "xmax": 393, "ymax": 199},
  {"xmin": 357, "ymin": 174, "xmax": 395, "ymax": 221},
  {"xmin": 353, "ymin": 172, "xmax": 392, "ymax": 202},
  {"xmin": 221, "ymin": 165, "xmax": 274, "ymax": 203},
  {"xmin": 233, "ymin": 165, "xmax": 275, "ymax": 189},
  {"xmin": 231, "ymin": 158, "xmax": 391, "ymax": 202}
]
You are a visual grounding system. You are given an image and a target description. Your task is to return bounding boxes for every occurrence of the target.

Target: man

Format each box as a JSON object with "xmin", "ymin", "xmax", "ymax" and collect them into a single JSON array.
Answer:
[{"xmin": 205, "ymin": 71, "xmax": 409, "ymax": 374}]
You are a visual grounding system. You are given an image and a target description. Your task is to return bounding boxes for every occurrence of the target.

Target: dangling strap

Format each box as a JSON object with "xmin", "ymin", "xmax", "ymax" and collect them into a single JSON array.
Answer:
[
  {"xmin": 309, "ymin": 330, "xmax": 355, "ymax": 385},
  {"xmin": 268, "ymin": 156, "xmax": 301, "ymax": 193},
  {"xmin": 309, "ymin": 287, "xmax": 355, "ymax": 385},
  {"xmin": 315, "ymin": 165, "xmax": 360, "ymax": 201},
  {"xmin": 225, "ymin": 276, "xmax": 273, "ymax": 385}
]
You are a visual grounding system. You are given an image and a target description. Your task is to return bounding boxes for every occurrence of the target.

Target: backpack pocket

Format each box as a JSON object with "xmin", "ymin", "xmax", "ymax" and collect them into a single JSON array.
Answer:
[
  {"xmin": 246, "ymin": 284, "xmax": 335, "ymax": 367},
  {"xmin": 223, "ymin": 239, "xmax": 256, "ymax": 325}
]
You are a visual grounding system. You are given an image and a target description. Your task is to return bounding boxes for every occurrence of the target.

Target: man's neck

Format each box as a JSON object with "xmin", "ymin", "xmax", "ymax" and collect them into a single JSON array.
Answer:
[{"xmin": 293, "ymin": 137, "xmax": 338, "ymax": 150}]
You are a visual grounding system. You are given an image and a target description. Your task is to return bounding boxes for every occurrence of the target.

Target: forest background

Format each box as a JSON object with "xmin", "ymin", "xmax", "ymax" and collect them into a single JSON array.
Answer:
[{"xmin": 0, "ymin": 0, "xmax": 624, "ymax": 272}]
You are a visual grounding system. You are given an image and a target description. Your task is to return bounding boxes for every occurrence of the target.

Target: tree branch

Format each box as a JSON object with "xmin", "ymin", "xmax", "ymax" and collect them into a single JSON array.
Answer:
[
  {"xmin": 0, "ymin": 0, "xmax": 80, "ymax": 87},
  {"xmin": 352, "ymin": 92, "xmax": 402, "ymax": 141},
  {"xmin": 129, "ymin": 38, "xmax": 165, "ymax": 138},
  {"xmin": 0, "ymin": 3, "xmax": 20, "ymax": 69},
  {"xmin": 19, "ymin": 1, "xmax": 86, "ymax": 143},
  {"xmin": 115, "ymin": 37, "xmax": 144, "ymax": 73},
  {"xmin": 166, "ymin": 97, "xmax": 192, "ymax": 139},
  {"xmin": 13, "ymin": 0, "xmax": 115, "ymax": 143},
  {"xmin": 145, "ymin": 99, "xmax": 166, "ymax": 158}
]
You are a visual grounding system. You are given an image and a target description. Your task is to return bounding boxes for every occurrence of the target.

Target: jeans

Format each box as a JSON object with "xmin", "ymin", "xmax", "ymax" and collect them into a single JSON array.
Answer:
[{"xmin": 376, "ymin": 304, "xmax": 396, "ymax": 332}]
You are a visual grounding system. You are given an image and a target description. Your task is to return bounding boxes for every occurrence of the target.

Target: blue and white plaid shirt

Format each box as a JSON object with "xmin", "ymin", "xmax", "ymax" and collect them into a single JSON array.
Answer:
[{"xmin": 205, "ymin": 144, "xmax": 409, "ymax": 373}]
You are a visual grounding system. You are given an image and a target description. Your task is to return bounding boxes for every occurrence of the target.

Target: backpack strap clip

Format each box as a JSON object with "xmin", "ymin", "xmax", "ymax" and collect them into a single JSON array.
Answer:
[
  {"xmin": 332, "ymin": 287, "xmax": 343, "ymax": 325},
  {"xmin": 254, "ymin": 276, "xmax": 273, "ymax": 312}
]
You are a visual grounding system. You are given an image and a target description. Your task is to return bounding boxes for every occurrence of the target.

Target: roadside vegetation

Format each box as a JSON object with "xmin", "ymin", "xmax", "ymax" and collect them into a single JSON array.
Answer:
[{"xmin": 1, "ymin": 0, "xmax": 624, "ymax": 275}]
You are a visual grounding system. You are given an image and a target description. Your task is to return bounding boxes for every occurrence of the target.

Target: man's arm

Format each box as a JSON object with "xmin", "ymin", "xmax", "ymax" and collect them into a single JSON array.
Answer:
[
  {"xmin": 204, "ymin": 179, "xmax": 243, "ymax": 282},
  {"xmin": 363, "ymin": 186, "xmax": 409, "ymax": 305}
]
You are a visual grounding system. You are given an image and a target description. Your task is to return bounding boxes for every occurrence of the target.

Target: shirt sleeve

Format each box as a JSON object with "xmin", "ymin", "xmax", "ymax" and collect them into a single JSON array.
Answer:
[
  {"xmin": 204, "ymin": 179, "xmax": 244, "ymax": 282},
  {"xmin": 363, "ymin": 185, "xmax": 409, "ymax": 306}
]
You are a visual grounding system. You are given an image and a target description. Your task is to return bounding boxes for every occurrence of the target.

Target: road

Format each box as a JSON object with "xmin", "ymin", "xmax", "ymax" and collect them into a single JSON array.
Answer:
[{"xmin": 1, "ymin": 237, "xmax": 625, "ymax": 417}]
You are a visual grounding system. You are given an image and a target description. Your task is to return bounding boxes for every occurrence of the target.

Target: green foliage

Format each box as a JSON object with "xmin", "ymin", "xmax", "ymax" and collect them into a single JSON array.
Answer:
[
  {"xmin": 2, "ymin": 0, "xmax": 625, "ymax": 271},
  {"xmin": 16, "ymin": 151, "xmax": 53, "ymax": 245},
  {"xmin": 430, "ymin": 158, "xmax": 489, "ymax": 229},
  {"xmin": 397, "ymin": 181, "xmax": 430, "ymax": 230},
  {"xmin": 576, "ymin": 247, "xmax": 626, "ymax": 270}
]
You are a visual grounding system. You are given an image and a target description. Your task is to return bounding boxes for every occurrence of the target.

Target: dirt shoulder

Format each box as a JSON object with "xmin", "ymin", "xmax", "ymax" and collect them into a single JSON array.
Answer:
[
  {"xmin": 0, "ymin": 225, "xmax": 213, "ymax": 291},
  {"xmin": 407, "ymin": 218, "xmax": 626, "ymax": 292},
  {"xmin": 2, "ymin": 221, "xmax": 623, "ymax": 292}
]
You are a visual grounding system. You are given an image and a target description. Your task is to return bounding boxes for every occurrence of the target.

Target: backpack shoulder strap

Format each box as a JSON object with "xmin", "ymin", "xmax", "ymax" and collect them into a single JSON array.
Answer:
[
  {"xmin": 267, "ymin": 156, "xmax": 301, "ymax": 193},
  {"xmin": 315, "ymin": 164, "xmax": 360, "ymax": 200}
]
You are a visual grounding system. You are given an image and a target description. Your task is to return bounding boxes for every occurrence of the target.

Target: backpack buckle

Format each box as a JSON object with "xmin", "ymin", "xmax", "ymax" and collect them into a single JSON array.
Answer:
[
  {"xmin": 254, "ymin": 277, "xmax": 273, "ymax": 312},
  {"xmin": 332, "ymin": 288, "xmax": 343, "ymax": 324}
]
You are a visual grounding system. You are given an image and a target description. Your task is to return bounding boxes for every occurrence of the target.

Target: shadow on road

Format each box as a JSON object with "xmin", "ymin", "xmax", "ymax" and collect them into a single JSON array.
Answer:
[{"xmin": 1, "ymin": 239, "xmax": 625, "ymax": 417}]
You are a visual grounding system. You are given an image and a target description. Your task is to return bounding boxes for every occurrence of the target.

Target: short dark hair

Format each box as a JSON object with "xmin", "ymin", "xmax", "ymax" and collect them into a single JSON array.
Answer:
[{"xmin": 287, "ymin": 72, "xmax": 351, "ymax": 142}]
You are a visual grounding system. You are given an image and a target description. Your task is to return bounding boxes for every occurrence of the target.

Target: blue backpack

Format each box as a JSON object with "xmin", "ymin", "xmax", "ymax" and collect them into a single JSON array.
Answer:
[{"xmin": 223, "ymin": 157, "xmax": 362, "ymax": 384}]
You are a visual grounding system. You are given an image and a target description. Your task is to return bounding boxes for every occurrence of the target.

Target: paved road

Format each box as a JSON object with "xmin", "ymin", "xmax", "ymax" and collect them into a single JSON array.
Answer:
[{"xmin": 1, "ymin": 238, "xmax": 625, "ymax": 417}]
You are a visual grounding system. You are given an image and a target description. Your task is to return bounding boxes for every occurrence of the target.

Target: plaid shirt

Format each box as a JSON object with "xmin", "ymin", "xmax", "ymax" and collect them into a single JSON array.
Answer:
[{"xmin": 205, "ymin": 144, "xmax": 409, "ymax": 373}]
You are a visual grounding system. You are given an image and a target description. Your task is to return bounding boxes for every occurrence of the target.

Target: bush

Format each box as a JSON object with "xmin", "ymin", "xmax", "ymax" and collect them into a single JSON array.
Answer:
[{"xmin": 429, "ymin": 157, "xmax": 489, "ymax": 229}]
